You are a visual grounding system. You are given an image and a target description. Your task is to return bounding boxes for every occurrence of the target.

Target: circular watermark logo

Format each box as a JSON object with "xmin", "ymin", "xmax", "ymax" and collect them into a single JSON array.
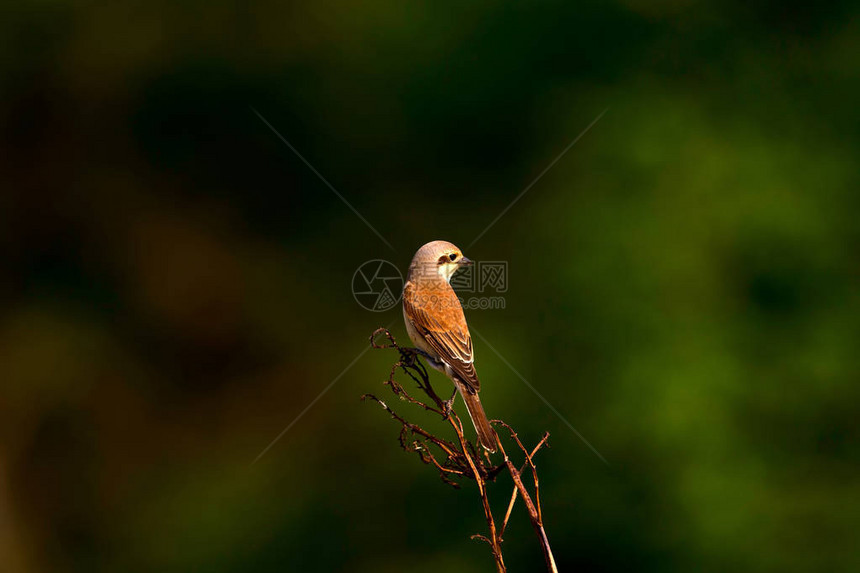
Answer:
[{"xmin": 352, "ymin": 259, "xmax": 403, "ymax": 312}]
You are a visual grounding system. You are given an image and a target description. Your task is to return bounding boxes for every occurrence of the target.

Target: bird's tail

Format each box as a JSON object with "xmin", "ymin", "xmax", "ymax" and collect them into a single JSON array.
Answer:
[{"xmin": 456, "ymin": 382, "xmax": 497, "ymax": 453}]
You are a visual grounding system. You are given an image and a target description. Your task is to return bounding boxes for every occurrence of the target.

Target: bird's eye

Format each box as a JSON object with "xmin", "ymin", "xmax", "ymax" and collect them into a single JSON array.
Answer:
[{"xmin": 449, "ymin": 253, "xmax": 458, "ymax": 261}]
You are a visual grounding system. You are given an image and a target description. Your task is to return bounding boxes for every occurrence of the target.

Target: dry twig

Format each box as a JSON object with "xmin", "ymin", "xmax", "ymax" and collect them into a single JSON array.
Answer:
[{"xmin": 362, "ymin": 328, "xmax": 558, "ymax": 572}]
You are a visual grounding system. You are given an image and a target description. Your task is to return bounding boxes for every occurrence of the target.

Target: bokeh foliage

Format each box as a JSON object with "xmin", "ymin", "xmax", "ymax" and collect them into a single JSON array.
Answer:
[{"xmin": 2, "ymin": 1, "xmax": 859, "ymax": 571}]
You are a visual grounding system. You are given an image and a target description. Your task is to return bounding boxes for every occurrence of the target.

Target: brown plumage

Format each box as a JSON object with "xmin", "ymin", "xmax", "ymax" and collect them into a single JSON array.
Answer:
[{"xmin": 402, "ymin": 240, "xmax": 497, "ymax": 452}]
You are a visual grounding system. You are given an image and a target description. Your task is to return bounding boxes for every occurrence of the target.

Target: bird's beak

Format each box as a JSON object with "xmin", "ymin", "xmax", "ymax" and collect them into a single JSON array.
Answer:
[{"xmin": 459, "ymin": 256, "xmax": 474, "ymax": 266}]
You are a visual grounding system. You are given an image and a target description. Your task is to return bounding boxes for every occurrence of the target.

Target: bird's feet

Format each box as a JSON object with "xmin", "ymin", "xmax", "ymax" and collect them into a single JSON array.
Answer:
[
  {"xmin": 399, "ymin": 347, "xmax": 418, "ymax": 367},
  {"xmin": 401, "ymin": 347, "xmax": 430, "ymax": 364},
  {"xmin": 404, "ymin": 347, "xmax": 447, "ymax": 374}
]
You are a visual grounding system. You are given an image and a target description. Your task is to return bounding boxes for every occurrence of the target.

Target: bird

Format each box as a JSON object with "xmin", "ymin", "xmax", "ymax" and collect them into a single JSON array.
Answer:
[{"xmin": 402, "ymin": 240, "xmax": 497, "ymax": 452}]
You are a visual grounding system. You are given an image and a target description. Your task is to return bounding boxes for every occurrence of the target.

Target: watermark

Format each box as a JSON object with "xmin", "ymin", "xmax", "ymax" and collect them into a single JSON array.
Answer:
[
  {"xmin": 456, "ymin": 261, "xmax": 508, "ymax": 293},
  {"xmin": 352, "ymin": 260, "xmax": 404, "ymax": 312},
  {"xmin": 352, "ymin": 260, "xmax": 508, "ymax": 311},
  {"xmin": 461, "ymin": 296, "xmax": 506, "ymax": 310}
]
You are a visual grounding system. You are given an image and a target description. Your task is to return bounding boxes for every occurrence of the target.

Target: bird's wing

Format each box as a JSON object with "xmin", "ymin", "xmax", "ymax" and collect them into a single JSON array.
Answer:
[{"xmin": 403, "ymin": 280, "xmax": 480, "ymax": 392}]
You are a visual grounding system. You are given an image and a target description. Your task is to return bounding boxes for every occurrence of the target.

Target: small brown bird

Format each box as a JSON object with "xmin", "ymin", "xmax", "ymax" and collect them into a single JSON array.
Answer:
[{"xmin": 402, "ymin": 240, "xmax": 497, "ymax": 452}]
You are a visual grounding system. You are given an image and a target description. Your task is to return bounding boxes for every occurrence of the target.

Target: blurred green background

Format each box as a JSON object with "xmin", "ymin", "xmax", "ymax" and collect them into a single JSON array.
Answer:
[{"xmin": 2, "ymin": 1, "xmax": 859, "ymax": 571}]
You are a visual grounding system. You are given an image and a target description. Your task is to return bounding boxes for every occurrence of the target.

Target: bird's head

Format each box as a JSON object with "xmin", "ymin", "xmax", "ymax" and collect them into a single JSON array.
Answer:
[{"xmin": 410, "ymin": 240, "xmax": 473, "ymax": 283}]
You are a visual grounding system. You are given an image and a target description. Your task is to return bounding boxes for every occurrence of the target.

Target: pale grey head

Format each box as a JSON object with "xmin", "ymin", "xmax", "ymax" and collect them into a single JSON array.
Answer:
[{"xmin": 408, "ymin": 240, "xmax": 474, "ymax": 283}]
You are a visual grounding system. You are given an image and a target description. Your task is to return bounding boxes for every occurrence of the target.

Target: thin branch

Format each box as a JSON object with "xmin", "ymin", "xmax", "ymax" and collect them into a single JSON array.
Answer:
[
  {"xmin": 495, "ymin": 426, "xmax": 558, "ymax": 573},
  {"xmin": 499, "ymin": 432, "xmax": 550, "ymax": 537}
]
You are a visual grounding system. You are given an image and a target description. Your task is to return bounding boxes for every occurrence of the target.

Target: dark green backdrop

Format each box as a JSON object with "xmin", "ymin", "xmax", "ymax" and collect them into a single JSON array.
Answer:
[{"xmin": 2, "ymin": 1, "xmax": 858, "ymax": 571}]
